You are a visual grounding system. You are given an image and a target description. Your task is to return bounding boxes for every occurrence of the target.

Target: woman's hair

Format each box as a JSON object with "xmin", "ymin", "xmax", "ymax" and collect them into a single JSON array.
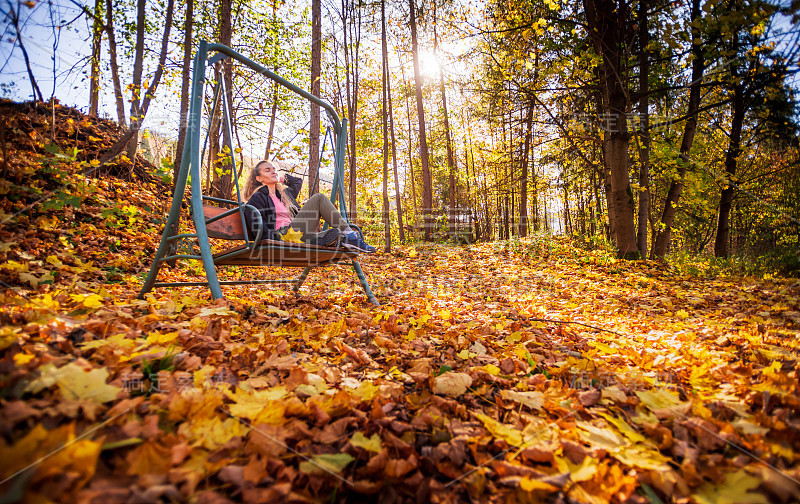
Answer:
[{"xmin": 243, "ymin": 160, "xmax": 298, "ymax": 213}]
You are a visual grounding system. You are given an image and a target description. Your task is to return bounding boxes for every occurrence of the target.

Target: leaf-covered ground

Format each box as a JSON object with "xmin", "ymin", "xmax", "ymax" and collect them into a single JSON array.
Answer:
[{"xmin": 1, "ymin": 102, "xmax": 799, "ymax": 503}]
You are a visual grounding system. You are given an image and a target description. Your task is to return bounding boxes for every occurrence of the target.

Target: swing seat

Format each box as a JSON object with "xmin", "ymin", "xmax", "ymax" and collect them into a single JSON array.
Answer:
[
  {"xmin": 138, "ymin": 40, "xmax": 379, "ymax": 305},
  {"xmin": 203, "ymin": 204, "xmax": 359, "ymax": 267},
  {"xmin": 213, "ymin": 241, "xmax": 357, "ymax": 267}
]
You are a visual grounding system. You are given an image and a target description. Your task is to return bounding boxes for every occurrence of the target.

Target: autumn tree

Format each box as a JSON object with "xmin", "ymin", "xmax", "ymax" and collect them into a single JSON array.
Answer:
[
  {"xmin": 88, "ymin": 0, "xmax": 103, "ymax": 117},
  {"xmin": 381, "ymin": 0, "xmax": 391, "ymax": 251},
  {"xmin": 409, "ymin": 0, "xmax": 433, "ymax": 240},
  {"xmin": 651, "ymin": 0, "xmax": 706, "ymax": 258},
  {"xmin": 309, "ymin": 0, "xmax": 321, "ymax": 197},
  {"xmin": 125, "ymin": 0, "xmax": 175, "ymax": 160},
  {"xmin": 583, "ymin": 0, "xmax": 639, "ymax": 258}
]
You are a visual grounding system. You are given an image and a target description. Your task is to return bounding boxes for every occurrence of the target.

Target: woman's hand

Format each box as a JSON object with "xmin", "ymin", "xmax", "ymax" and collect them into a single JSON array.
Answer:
[{"xmin": 279, "ymin": 174, "xmax": 286, "ymax": 184}]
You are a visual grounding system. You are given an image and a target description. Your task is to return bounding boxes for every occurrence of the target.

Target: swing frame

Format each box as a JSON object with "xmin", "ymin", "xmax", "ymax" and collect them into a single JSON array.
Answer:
[{"xmin": 138, "ymin": 41, "xmax": 378, "ymax": 305}]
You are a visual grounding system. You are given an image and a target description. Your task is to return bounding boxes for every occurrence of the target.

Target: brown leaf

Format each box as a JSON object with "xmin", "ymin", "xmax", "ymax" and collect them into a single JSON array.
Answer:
[
  {"xmin": 560, "ymin": 439, "xmax": 589, "ymax": 465},
  {"xmin": 578, "ymin": 389, "xmax": 601, "ymax": 407},
  {"xmin": 385, "ymin": 455, "xmax": 417, "ymax": 478},
  {"xmin": 141, "ymin": 414, "xmax": 160, "ymax": 439},
  {"xmin": 127, "ymin": 440, "xmax": 172, "ymax": 476},
  {"xmin": 170, "ymin": 442, "xmax": 192, "ymax": 466}
]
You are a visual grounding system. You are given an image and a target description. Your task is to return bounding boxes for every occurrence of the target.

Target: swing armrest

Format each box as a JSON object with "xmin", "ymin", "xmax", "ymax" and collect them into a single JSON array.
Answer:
[
  {"xmin": 243, "ymin": 203, "xmax": 263, "ymax": 245},
  {"xmin": 201, "ymin": 201, "xmax": 263, "ymax": 244},
  {"xmin": 202, "ymin": 195, "xmax": 240, "ymax": 206}
]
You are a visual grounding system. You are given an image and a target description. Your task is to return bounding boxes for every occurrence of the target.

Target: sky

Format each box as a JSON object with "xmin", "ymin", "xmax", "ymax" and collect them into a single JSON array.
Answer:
[{"xmin": 2, "ymin": 2, "xmax": 95, "ymax": 107}]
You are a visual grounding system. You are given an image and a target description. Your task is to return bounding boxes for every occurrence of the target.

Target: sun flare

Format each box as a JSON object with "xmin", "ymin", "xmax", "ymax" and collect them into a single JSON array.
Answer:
[{"xmin": 417, "ymin": 49, "xmax": 442, "ymax": 78}]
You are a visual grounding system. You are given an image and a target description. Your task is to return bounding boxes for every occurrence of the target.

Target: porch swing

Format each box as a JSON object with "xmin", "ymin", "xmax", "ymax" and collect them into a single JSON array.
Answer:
[{"xmin": 138, "ymin": 41, "xmax": 379, "ymax": 305}]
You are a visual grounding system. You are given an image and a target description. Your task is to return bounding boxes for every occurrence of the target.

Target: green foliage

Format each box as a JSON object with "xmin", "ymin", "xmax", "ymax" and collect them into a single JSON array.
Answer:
[{"xmin": 101, "ymin": 203, "xmax": 141, "ymax": 229}]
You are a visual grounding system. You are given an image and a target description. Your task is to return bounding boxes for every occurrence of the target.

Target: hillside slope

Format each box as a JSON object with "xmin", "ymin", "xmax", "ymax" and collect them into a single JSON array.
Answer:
[{"xmin": 0, "ymin": 100, "xmax": 170, "ymax": 289}]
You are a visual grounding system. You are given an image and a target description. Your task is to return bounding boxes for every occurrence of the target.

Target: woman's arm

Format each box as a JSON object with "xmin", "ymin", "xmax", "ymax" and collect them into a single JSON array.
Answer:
[{"xmin": 284, "ymin": 173, "xmax": 303, "ymax": 200}]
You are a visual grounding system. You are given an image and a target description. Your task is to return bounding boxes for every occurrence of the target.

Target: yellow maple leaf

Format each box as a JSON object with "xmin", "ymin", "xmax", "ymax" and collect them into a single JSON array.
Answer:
[
  {"xmin": 475, "ymin": 412, "xmax": 524, "ymax": 447},
  {"xmin": 25, "ymin": 363, "xmax": 120, "ymax": 403},
  {"xmin": 457, "ymin": 349, "xmax": 476, "ymax": 360},
  {"xmin": 145, "ymin": 331, "xmax": 179, "ymax": 346},
  {"xmin": 500, "ymin": 390, "xmax": 544, "ymax": 411},
  {"xmin": 178, "ymin": 416, "xmax": 247, "ymax": 450},
  {"xmin": 299, "ymin": 453, "xmax": 354, "ymax": 475},
  {"xmin": 13, "ymin": 353, "xmax": 35, "ymax": 365},
  {"xmin": 520, "ymin": 477, "xmax": 559, "ymax": 492},
  {"xmin": 226, "ymin": 386, "xmax": 287, "ymax": 421},
  {"xmin": 693, "ymin": 470, "xmax": 769, "ymax": 504},
  {"xmin": 350, "ymin": 432, "xmax": 382, "ymax": 453},
  {"xmin": 83, "ymin": 294, "xmax": 104, "ymax": 308},
  {"xmin": 555, "ymin": 454, "xmax": 599, "ymax": 482},
  {"xmin": 0, "ymin": 423, "xmax": 101, "ymax": 499},
  {"xmin": 280, "ymin": 227, "xmax": 303, "ymax": 243},
  {"xmin": 55, "ymin": 363, "xmax": 121, "ymax": 403}
]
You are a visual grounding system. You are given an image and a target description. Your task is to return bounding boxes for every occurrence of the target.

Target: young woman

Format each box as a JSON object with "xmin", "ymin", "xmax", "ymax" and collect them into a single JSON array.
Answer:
[{"xmin": 242, "ymin": 160, "xmax": 376, "ymax": 253}]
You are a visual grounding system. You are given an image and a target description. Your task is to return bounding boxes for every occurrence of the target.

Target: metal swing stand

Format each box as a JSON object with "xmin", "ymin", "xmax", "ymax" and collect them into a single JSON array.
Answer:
[{"xmin": 138, "ymin": 41, "xmax": 379, "ymax": 305}]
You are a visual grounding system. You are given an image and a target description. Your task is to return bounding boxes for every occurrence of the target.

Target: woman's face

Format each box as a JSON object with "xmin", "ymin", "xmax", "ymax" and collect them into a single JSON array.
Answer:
[{"xmin": 256, "ymin": 163, "xmax": 279, "ymax": 185}]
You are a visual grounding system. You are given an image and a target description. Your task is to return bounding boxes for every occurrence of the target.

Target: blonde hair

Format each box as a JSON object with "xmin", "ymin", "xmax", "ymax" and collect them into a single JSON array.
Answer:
[{"xmin": 243, "ymin": 160, "xmax": 298, "ymax": 213}]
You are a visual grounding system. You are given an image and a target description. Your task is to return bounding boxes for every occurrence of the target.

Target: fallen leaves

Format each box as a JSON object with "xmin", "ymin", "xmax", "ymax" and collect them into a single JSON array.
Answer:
[
  {"xmin": 500, "ymin": 389, "xmax": 545, "ymax": 411},
  {"xmin": 1, "ymin": 108, "xmax": 799, "ymax": 501},
  {"xmin": 24, "ymin": 362, "xmax": 121, "ymax": 403},
  {"xmin": 432, "ymin": 372, "xmax": 473, "ymax": 397}
]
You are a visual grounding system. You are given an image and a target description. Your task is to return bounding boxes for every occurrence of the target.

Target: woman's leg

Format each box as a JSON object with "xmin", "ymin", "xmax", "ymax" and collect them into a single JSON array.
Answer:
[{"xmin": 288, "ymin": 193, "xmax": 350, "ymax": 239}]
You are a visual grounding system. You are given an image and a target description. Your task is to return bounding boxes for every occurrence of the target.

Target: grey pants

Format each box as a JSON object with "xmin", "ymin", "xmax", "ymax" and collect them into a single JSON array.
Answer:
[{"xmin": 284, "ymin": 193, "xmax": 349, "ymax": 240}]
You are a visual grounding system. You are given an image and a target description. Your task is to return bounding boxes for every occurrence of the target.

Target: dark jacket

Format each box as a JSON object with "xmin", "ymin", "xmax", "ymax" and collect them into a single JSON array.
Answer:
[{"xmin": 244, "ymin": 174, "xmax": 303, "ymax": 240}]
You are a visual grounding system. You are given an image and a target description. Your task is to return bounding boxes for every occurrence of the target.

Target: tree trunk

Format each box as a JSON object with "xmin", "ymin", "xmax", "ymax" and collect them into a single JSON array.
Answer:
[
  {"xmin": 714, "ymin": 64, "xmax": 745, "ymax": 257},
  {"xmin": 636, "ymin": 0, "xmax": 651, "ymax": 257},
  {"xmin": 208, "ymin": 80, "xmax": 222, "ymax": 195},
  {"xmin": 463, "ymin": 137, "xmax": 473, "ymax": 241},
  {"xmin": 433, "ymin": 6, "xmax": 456, "ymax": 238},
  {"xmin": 563, "ymin": 181, "xmax": 572, "ymax": 235},
  {"xmin": 401, "ymin": 64, "xmax": 418, "ymax": 234},
  {"xmin": 509, "ymin": 109, "xmax": 515, "ymax": 238},
  {"xmin": 264, "ymin": 1, "xmax": 279, "ymax": 160},
  {"xmin": 211, "ymin": 0, "xmax": 234, "ymax": 200},
  {"xmin": 309, "ymin": 0, "xmax": 321, "ymax": 197},
  {"xmin": 584, "ymin": 0, "xmax": 638, "ymax": 258},
  {"xmin": 652, "ymin": 0, "xmax": 703, "ymax": 258},
  {"xmin": 173, "ymin": 0, "xmax": 194, "ymax": 183},
  {"xmin": 480, "ymin": 151, "xmax": 492, "ymax": 238},
  {"xmin": 9, "ymin": 5, "xmax": 43, "ymax": 102},
  {"xmin": 341, "ymin": 0, "xmax": 361, "ymax": 221},
  {"xmin": 386, "ymin": 31, "xmax": 404, "ymax": 243},
  {"xmin": 441, "ymin": 72, "xmax": 456, "ymax": 239},
  {"xmin": 88, "ymin": 0, "xmax": 103, "ymax": 116},
  {"xmin": 105, "ymin": 0, "xmax": 126, "ymax": 126},
  {"xmin": 519, "ymin": 104, "xmax": 533, "ymax": 237},
  {"xmin": 265, "ymin": 83, "xmax": 278, "ymax": 159},
  {"xmin": 124, "ymin": 0, "xmax": 174, "ymax": 161},
  {"xmin": 126, "ymin": 0, "xmax": 147, "ymax": 159},
  {"xmin": 95, "ymin": 0, "xmax": 172, "ymax": 170},
  {"xmin": 381, "ymin": 0, "xmax": 391, "ymax": 251},
  {"xmin": 579, "ymin": 184, "xmax": 587, "ymax": 236},
  {"xmin": 166, "ymin": 0, "xmax": 193, "ymax": 265},
  {"xmin": 462, "ymin": 107, "xmax": 476, "ymax": 241},
  {"xmin": 409, "ymin": 0, "xmax": 433, "ymax": 240}
]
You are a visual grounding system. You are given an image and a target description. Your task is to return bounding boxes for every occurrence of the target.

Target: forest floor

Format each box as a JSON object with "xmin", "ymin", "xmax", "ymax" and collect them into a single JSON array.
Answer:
[{"xmin": 1, "ymin": 101, "xmax": 799, "ymax": 503}]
